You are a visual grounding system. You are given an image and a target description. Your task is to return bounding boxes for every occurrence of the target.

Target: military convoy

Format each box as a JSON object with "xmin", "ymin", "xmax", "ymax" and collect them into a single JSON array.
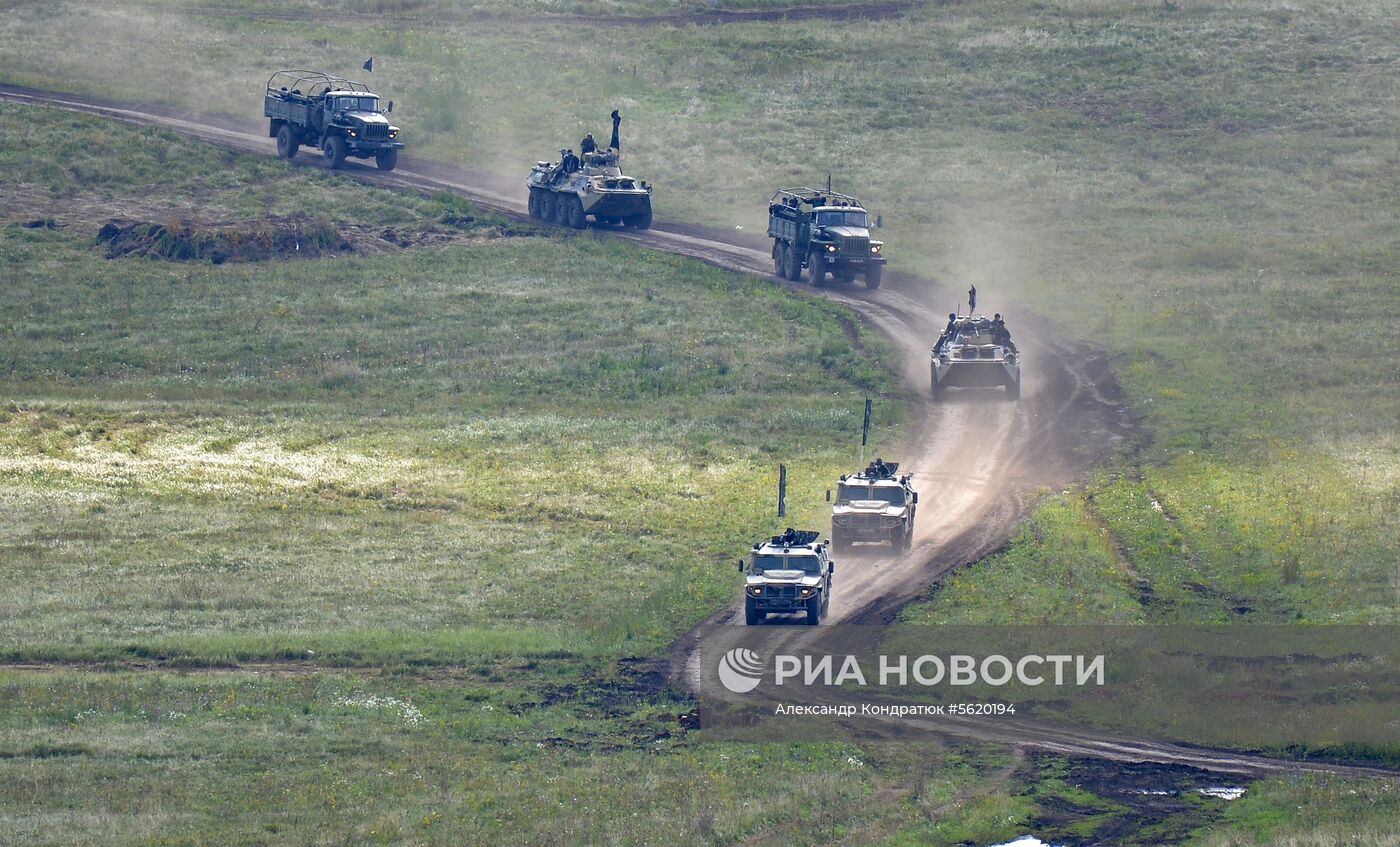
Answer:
[
  {"xmin": 264, "ymin": 70, "xmax": 403, "ymax": 170},
  {"xmin": 526, "ymin": 111, "xmax": 654, "ymax": 230},
  {"xmin": 768, "ymin": 188, "xmax": 886, "ymax": 288},
  {"xmin": 931, "ymin": 313, "xmax": 1022, "ymax": 400},
  {"xmin": 255, "ymin": 79, "xmax": 1005, "ymax": 623},
  {"xmin": 739, "ymin": 529, "xmax": 836, "ymax": 625},
  {"xmin": 830, "ymin": 460, "xmax": 918, "ymax": 553}
]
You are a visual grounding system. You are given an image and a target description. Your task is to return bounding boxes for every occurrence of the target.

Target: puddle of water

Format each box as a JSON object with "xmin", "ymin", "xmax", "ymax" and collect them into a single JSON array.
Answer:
[{"xmin": 1197, "ymin": 786, "xmax": 1247, "ymax": 801}]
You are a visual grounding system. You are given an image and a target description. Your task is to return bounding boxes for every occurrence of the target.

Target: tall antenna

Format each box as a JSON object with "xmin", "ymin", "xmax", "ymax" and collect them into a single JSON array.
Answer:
[{"xmin": 860, "ymin": 399, "xmax": 872, "ymax": 466}]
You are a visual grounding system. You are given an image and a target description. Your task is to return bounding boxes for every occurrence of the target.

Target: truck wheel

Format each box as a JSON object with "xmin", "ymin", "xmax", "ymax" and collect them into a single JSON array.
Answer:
[
  {"xmin": 806, "ymin": 251, "xmax": 826, "ymax": 287},
  {"xmin": 931, "ymin": 375, "xmax": 945, "ymax": 401},
  {"xmin": 805, "ymin": 595, "xmax": 822, "ymax": 625},
  {"xmin": 1006, "ymin": 377, "xmax": 1021, "ymax": 401},
  {"xmin": 276, "ymin": 125, "xmax": 299, "ymax": 160},
  {"xmin": 539, "ymin": 193, "xmax": 555, "ymax": 223},
  {"xmin": 866, "ymin": 265, "xmax": 883, "ymax": 290},
  {"xmin": 322, "ymin": 136, "xmax": 346, "ymax": 169},
  {"xmin": 375, "ymin": 149, "xmax": 398, "ymax": 171},
  {"xmin": 785, "ymin": 245, "xmax": 802, "ymax": 280},
  {"xmin": 745, "ymin": 599, "xmax": 761, "ymax": 626},
  {"xmin": 625, "ymin": 209, "xmax": 652, "ymax": 230},
  {"xmin": 900, "ymin": 525, "xmax": 913, "ymax": 552},
  {"xmin": 772, "ymin": 243, "xmax": 784, "ymax": 277},
  {"xmin": 527, "ymin": 190, "xmax": 541, "ymax": 219}
]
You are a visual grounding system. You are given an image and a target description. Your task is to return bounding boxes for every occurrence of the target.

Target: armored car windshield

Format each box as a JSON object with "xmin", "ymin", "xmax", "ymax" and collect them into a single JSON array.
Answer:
[
  {"xmin": 752, "ymin": 554, "xmax": 822, "ymax": 574},
  {"xmin": 837, "ymin": 484, "xmax": 906, "ymax": 505}
]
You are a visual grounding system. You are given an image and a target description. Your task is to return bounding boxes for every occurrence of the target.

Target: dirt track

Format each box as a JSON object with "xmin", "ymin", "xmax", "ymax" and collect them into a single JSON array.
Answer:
[{"xmin": 3, "ymin": 84, "xmax": 1393, "ymax": 780}]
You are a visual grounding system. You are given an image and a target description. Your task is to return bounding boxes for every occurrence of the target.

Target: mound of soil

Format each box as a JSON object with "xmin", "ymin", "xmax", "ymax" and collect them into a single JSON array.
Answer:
[{"xmin": 97, "ymin": 216, "xmax": 350, "ymax": 264}]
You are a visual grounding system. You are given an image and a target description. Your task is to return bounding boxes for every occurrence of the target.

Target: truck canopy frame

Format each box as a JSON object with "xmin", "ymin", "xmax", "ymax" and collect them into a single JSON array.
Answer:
[
  {"xmin": 266, "ymin": 70, "xmax": 372, "ymax": 100},
  {"xmin": 770, "ymin": 187, "xmax": 865, "ymax": 210}
]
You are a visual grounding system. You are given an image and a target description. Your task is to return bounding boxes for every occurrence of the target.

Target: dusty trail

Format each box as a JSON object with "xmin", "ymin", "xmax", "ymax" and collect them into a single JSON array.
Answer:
[{"xmin": 2, "ymin": 84, "xmax": 1392, "ymax": 779}]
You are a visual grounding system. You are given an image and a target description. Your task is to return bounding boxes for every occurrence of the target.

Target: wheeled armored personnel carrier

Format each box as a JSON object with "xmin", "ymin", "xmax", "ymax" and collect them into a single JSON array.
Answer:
[
  {"xmin": 768, "ymin": 188, "xmax": 886, "ymax": 288},
  {"xmin": 930, "ymin": 314, "xmax": 1021, "ymax": 400},
  {"xmin": 526, "ymin": 111, "xmax": 653, "ymax": 230},
  {"xmin": 830, "ymin": 460, "xmax": 918, "ymax": 553},
  {"xmin": 264, "ymin": 70, "xmax": 404, "ymax": 170},
  {"xmin": 737, "ymin": 529, "xmax": 835, "ymax": 625}
]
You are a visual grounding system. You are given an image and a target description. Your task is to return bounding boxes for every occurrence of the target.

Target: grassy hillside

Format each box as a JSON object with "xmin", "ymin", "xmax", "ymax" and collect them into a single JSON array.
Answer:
[
  {"xmin": 4, "ymin": 0, "xmax": 1400, "ymax": 840},
  {"xmin": 0, "ymin": 102, "xmax": 905, "ymax": 663},
  {"xmin": 3, "ymin": 100, "xmax": 1292, "ymax": 847},
  {"xmin": 2, "ymin": 0, "xmax": 1396, "ymax": 628}
]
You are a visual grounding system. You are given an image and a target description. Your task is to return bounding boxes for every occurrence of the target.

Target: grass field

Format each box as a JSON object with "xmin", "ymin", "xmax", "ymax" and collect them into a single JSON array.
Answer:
[
  {"xmin": 1, "ymin": 0, "xmax": 1396, "ymax": 630},
  {"xmin": 0, "ymin": 104, "xmax": 960, "ymax": 845},
  {"xmin": 0, "ymin": 101, "xmax": 1273, "ymax": 847},
  {"xmin": 4, "ymin": 0, "xmax": 1400, "ymax": 841}
]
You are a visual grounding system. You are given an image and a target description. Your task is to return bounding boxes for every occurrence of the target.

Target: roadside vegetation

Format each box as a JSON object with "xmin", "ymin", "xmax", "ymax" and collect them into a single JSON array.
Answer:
[
  {"xmin": 3, "ymin": 0, "xmax": 1400, "ymax": 841},
  {"xmin": 0, "ymin": 102, "xmax": 902, "ymax": 660},
  {"xmin": 1, "ymin": 0, "xmax": 1394, "ymax": 625}
]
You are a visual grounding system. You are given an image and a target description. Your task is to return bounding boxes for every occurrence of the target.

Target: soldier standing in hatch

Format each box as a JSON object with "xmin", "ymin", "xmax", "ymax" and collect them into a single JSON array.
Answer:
[{"xmin": 580, "ymin": 133, "xmax": 597, "ymax": 155}]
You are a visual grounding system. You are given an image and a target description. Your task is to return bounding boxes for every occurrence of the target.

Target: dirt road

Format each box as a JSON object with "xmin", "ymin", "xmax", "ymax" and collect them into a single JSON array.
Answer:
[{"xmin": 2, "ymin": 83, "xmax": 1391, "ymax": 779}]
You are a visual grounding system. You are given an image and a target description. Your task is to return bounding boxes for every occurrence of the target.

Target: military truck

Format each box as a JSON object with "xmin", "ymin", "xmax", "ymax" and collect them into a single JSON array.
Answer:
[
  {"xmin": 264, "ymin": 70, "xmax": 404, "ymax": 170},
  {"xmin": 931, "ymin": 314, "xmax": 1021, "ymax": 400},
  {"xmin": 830, "ymin": 460, "xmax": 918, "ymax": 553},
  {"xmin": 768, "ymin": 188, "xmax": 886, "ymax": 288},
  {"xmin": 526, "ymin": 111, "xmax": 653, "ymax": 229},
  {"xmin": 738, "ymin": 529, "xmax": 835, "ymax": 625}
]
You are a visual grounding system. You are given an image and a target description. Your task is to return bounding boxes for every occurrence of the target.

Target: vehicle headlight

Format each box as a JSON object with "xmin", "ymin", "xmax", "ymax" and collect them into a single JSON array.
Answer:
[
  {"xmin": 747, "ymin": 586, "xmax": 762, "ymax": 596},
  {"xmin": 799, "ymin": 588, "xmax": 812, "ymax": 597},
  {"xmin": 871, "ymin": 244, "xmax": 881, "ymax": 253},
  {"xmin": 826, "ymin": 244, "xmax": 837, "ymax": 253},
  {"xmin": 882, "ymin": 517, "xmax": 902, "ymax": 527},
  {"xmin": 348, "ymin": 130, "xmax": 357, "ymax": 137},
  {"xmin": 389, "ymin": 129, "xmax": 398, "ymax": 138}
]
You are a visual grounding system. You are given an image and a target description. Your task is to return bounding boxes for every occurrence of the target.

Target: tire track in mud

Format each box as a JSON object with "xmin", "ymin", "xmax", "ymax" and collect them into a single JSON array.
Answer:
[{"xmin": 2, "ymin": 84, "xmax": 1393, "ymax": 779}]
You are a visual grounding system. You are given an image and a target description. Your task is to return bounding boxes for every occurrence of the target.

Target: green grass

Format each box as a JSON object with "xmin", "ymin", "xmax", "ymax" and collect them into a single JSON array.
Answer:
[
  {"xmin": 0, "ymin": 103, "xmax": 903, "ymax": 662},
  {"xmin": 0, "ymin": 670, "xmax": 885, "ymax": 846},
  {"xmin": 1, "ymin": 0, "xmax": 1396, "ymax": 628},
  {"xmin": 1193, "ymin": 773, "xmax": 1400, "ymax": 846},
  {"xmin": 0, "ymin": 101, "xmax": 973, "ymax": 845},
  {"xmin": 5, "ymin": 1, "xmax": 1400, "ymax": 840}
]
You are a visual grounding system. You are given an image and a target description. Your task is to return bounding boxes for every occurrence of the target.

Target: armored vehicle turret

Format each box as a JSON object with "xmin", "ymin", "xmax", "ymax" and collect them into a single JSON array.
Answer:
[
  {"xmin": 264, "ymin": 70, "xmax": 404, "ymax": 170},
  {"xmin": 526, "ymin": 111, "xmax": 653, "ymax": 229},
  {"xmin": 738, "ymin": 529, "xmax": 835, "ymax": 625},
  {"xmin": 830, "ymin": 460, "xmax": 918, "ymax": 553},
  {"xmin": 931, "ymin": 312, "xmax": 1022, "ymax": 400},
  {"xmin": 768, "ymin": 188, "xmax": 886, "ymax": 288}
]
